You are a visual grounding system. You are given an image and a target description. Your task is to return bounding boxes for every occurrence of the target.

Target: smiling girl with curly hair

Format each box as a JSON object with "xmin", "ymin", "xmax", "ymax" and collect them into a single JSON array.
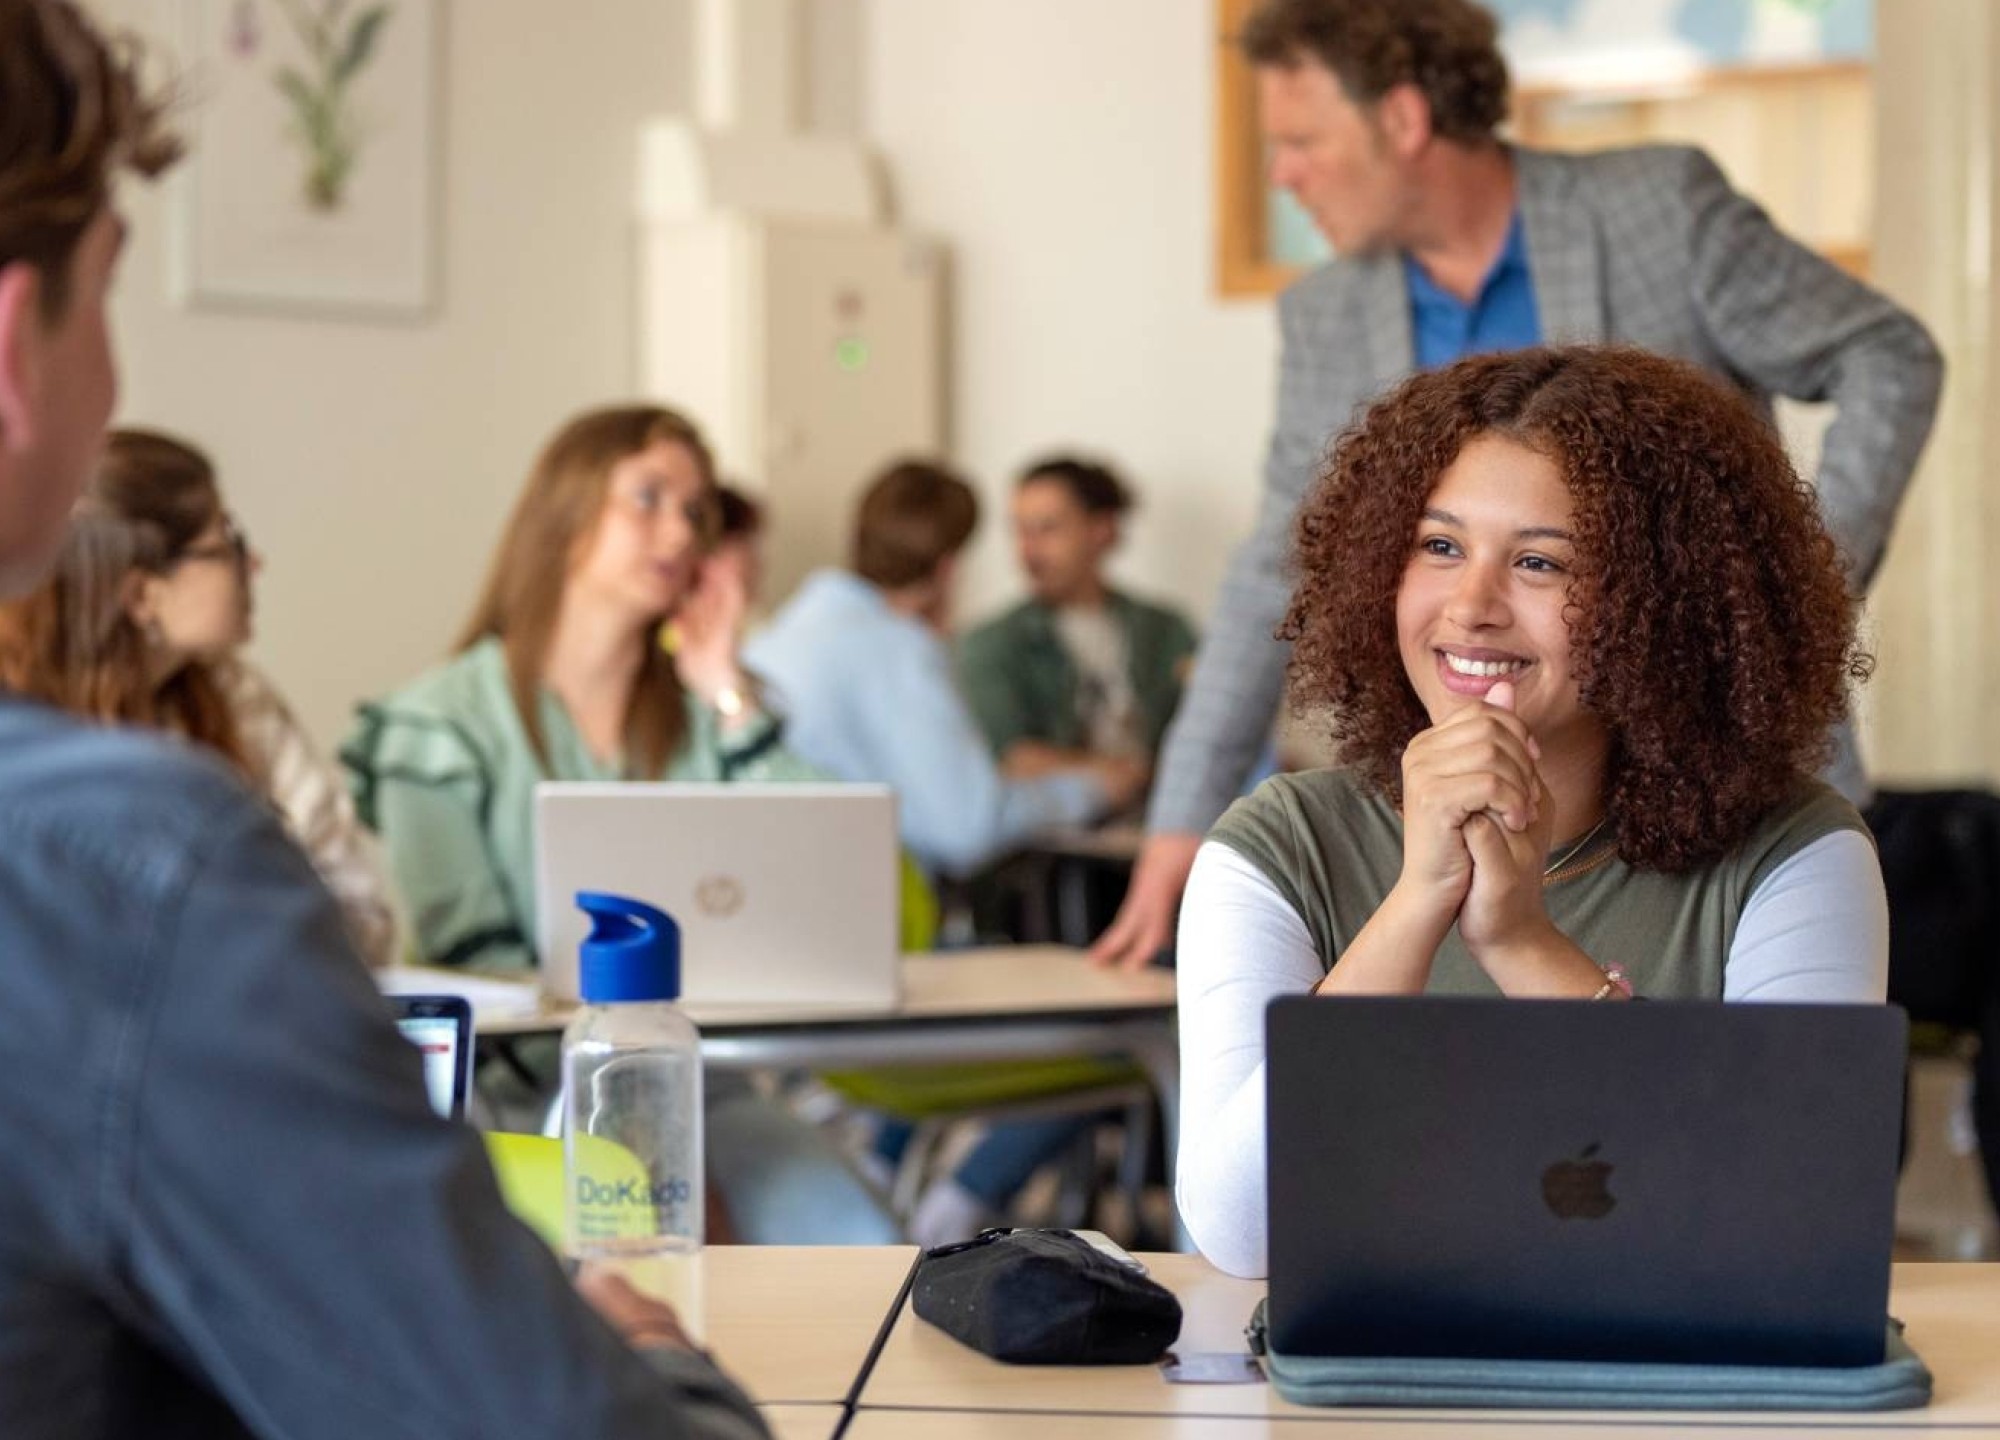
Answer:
[{"xmin": 1175, "ymin": 345, "xmax": 1888, "ymax": 1278}]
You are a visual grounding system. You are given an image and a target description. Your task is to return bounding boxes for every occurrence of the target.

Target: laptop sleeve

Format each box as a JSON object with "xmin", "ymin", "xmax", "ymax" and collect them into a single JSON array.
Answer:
[{"xmin": 1246, "ymin": 1300, "xmax": 1932, "ymax": 1411}]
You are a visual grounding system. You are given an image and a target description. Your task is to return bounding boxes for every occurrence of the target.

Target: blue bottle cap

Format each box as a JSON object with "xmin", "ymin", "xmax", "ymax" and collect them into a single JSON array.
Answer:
[{"xmin": 576, "ymin": 892, "xmax": 681, "ymax": 1002}]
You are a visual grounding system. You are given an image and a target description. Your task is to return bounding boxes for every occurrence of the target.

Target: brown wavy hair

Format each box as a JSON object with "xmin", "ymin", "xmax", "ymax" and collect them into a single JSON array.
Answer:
[
  {"xmin": 0, "ymin": 0, "xmax": 178, "ymax": 320},
  {"xmin": 0, "ymin": 427, "xmax": 247, "ymax": 771},
  {"xmin": 1280, "ymin": 346, "xmax": 1871, "ymax": 872},
  {"xmin": 456, "ymin": 404, "xmax": 719, "ymax": 777},
  {"xmin": 1239, "ymin": 0, "xmax": 1509, "ymax": 146}
]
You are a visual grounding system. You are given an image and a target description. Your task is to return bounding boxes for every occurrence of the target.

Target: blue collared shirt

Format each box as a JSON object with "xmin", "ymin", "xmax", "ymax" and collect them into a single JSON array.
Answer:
[
  {"xmin": 745, "ymin": 569, "xmax": 1107, "ymax": 876},
  {"xmin": 1404, "ymin": 209, "xmax": 1540, "ymax": 369}
]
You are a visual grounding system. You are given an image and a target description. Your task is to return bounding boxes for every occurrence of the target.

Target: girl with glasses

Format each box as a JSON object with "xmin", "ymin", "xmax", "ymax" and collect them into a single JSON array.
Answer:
[{"xmin": 0, "ymin": 427, "xmax": 402, "ymax": 968}]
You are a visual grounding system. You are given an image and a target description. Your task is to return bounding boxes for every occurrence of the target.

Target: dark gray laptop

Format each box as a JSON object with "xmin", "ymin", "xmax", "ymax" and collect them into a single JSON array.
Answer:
[{"xmin": 1265, "ymin": 997, "xmax": 1906, "ymax": 1368}]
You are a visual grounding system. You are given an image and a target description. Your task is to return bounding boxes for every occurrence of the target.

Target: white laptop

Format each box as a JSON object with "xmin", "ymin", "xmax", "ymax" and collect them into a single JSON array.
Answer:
[{"xmin": 533, "ymin": 782, "xmax": 902, "ymax": 1010}]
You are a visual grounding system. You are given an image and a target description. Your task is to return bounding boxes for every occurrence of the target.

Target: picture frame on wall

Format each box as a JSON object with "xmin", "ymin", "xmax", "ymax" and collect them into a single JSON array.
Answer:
[
  {"xmin": 171, "ymin": 0, "xmax": 440, "ymax": 319},
  {"xmin": 1213, "ymin": 0, "xmax": 1302, "ymax": 300}
]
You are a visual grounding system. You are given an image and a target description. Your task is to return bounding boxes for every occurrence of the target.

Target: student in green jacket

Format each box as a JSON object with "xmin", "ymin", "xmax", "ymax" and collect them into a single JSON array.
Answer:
[{"xmin": 959, "ymin": 455, "xmax": 1196, "ymax": 787}]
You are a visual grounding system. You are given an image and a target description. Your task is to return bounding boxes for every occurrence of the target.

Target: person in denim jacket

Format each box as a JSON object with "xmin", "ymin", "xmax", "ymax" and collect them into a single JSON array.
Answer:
[{"xmin": 0, "ymin": 3, "xmax": 768, "ymax": 1434}]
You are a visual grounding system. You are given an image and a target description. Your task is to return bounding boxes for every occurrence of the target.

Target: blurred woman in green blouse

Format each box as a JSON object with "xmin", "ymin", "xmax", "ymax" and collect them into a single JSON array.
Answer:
[
  {"xmin": 344, "ymin": 403, "xmax": 896, "ymax": 1246},
  {"xmin": 344, "ymin": 404, "xmax": 820, "ymax": 974}
]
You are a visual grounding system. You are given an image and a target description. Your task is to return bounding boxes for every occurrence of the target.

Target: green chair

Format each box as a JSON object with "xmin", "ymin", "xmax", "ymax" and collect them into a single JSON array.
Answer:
[
  {"xmin": 898, "ymin": 850, "xmax": 940, "ymax": 952},
  {"xmin": 818, "ymin": 853, "xmax": 1158, "ymax": 1225}
]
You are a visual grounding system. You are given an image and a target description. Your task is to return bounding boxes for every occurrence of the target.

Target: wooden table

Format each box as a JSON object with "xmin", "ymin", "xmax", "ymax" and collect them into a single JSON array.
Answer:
[
  {"xmin": 756, "ymin": 1405, "xmax": 847, "ymax": 1440},
  {"xmin": 550, "ymin": 1248, "xmax": 2000, "ymax": 1437},
  {"xmin": 417, "ymin": 947, "xmax": 1182, "ymax": 1184},
  {"xmin": 465, "ymin": 945, "xmax": 1174, "ymax": 1043},
  {"xmin": 855, "ymin": 1255, "xmax": 2000, "ymax": 1431},
  {"xmin": 846, "ymin": 1414, "xmax": 1968, "ymax": 1438},
  {"xmin": 699, "ymin": 1245, "xmax": 914, "ymax": 1406}
]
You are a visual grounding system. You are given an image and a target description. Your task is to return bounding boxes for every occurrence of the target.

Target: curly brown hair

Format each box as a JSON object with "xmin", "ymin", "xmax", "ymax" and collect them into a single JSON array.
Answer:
[
  {"xmin": 1280, "ymin": 346, "xmax": 1871, "ymax": 872},
  {"xmin": 1239, "ymin": 0, "xmax": 1509, "ymax": 146}
]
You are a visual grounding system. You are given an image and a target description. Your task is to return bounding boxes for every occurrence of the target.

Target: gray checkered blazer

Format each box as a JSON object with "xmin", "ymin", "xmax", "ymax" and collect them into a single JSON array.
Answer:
[{"xmin": 1150, "ymin": 144, "xmax": 1943, "ymax": 835}]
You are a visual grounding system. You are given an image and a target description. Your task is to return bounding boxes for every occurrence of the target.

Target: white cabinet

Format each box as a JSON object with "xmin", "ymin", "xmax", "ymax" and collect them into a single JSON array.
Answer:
[{"xmin": 636, "ymin": 132, "xmax": 945, "ymax": 607}]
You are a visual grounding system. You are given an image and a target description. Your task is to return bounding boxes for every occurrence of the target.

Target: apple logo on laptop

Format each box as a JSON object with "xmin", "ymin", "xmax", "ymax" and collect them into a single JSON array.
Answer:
[
  {"xmin": 1541, "ymin": 1142, "xmax": 1616, "ymax": 1220},
  {"xmin": 694, "ymin": 875, "xmax": 745, "ymax": 918}
]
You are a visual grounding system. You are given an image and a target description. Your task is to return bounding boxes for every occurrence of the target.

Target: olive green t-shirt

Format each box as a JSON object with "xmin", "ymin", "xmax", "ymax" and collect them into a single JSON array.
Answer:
[{"xmin": 1208, "ymin": 768, "xmax": 1866, "ymax": 998}]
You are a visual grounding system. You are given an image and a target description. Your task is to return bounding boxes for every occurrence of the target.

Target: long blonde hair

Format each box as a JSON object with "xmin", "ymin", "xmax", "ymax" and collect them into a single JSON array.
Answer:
[
  {"xmin": 0, "ymin": 427, "xmax": 249, "ymax": 771},
  {"xmin": 457, "ymin": 404, "xmax": 718, "ymax": 776}
]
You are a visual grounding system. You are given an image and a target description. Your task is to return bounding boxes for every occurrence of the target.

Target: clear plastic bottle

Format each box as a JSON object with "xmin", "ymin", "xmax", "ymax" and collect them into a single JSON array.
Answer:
[{"xmin": 562, "ymin": 891, "xmax": 705, "ymax": 1335}]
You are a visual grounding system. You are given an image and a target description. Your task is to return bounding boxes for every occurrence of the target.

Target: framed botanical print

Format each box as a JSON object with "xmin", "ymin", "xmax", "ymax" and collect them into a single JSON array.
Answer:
[{"xmin": 171, "ymin": 0, "xmax": 441, "ymax": 319}]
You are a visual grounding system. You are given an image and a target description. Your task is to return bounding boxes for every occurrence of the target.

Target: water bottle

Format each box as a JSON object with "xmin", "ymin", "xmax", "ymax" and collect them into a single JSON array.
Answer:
[{"xmin": 562, "ymin": 891, "xmax": 705, "ymax": 1334}]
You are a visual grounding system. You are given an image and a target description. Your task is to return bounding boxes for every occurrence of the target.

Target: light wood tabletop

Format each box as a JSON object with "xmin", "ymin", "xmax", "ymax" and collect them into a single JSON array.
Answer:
[
  {"xmin": 858, "ymin": 1254, "xmax": 2000, "ymax": 1429},
  {"xmin": 686, "ymin": 946, "xmax": 1173, "ymax": 1029},
  {"xmin": 457, "ymin": 948, "xmax": 1183, "ymax": 1165},
  {"xmin": 701, "ymin": 1245, "xmax": 915, "ymax": 1406},
  {"xmin": 453, "ymin": 945, "xmax": 1175, "ymax": 1038},
  {"xmin": 756, "ymin": 1404, "xmax": 846, "ymax": 1440},
  {"xmin": 889, "ymin": 946, "xmax": 1173, "ymax": 1018},
  {"xmin": 845, "ymin": 1413, "xmax": 1961, "ymax": 1438}
]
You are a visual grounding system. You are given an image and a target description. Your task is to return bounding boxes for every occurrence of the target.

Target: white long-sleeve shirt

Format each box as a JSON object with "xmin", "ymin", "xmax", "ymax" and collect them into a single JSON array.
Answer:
[{"xmin": 1174, "ymin": 832, "xmax": 1889, "ymax": 1279}]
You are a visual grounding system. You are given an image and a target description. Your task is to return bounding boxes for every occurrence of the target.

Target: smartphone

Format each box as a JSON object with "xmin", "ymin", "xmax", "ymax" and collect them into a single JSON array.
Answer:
[{"xmin": 390, "ymin": 994, "xmax": 474, "ymax": 1120}]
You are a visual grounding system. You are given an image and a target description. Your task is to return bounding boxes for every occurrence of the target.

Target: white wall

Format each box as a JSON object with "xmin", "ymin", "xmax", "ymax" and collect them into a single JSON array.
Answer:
[
  {"xmin": 859, "ymin": 0, "xmax": 1276, "ymax": 626},
  {"xmin": 1859, "ymin": 0, "xmax": 2000, "ymax": 785},
  {"xmin": 100, "ymin": 0, "xmax": 1276, "ymax": 745},
  {"xmin": 101, "ymin": 0, "xmax": 695, "ymax": 746}
]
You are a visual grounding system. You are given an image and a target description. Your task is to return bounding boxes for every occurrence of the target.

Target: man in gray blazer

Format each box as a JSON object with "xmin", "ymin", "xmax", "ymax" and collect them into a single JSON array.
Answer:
[{"xmin": 1094, "ymin": 0, "xmax": 1942, "ymax": 968}]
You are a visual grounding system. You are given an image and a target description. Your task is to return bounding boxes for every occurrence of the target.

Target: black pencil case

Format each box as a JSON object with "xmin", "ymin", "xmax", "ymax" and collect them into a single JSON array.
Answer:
[{"xmin": 913, "ymin": 1227, "xmax": 1183, "ymax": 1365}]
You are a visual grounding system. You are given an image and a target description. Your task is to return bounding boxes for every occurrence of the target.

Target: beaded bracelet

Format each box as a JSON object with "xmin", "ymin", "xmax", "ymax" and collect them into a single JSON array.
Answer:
[{"xmin": 1589, "ymin": 964, "xmax": 1634, "ymax": 1001}]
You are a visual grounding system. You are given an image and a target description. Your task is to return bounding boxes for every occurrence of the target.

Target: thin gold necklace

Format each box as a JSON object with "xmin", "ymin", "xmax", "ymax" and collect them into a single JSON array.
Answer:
[{"xmin": 1542, "ymin": 815, "xmax": 1610, "ymax": 884}]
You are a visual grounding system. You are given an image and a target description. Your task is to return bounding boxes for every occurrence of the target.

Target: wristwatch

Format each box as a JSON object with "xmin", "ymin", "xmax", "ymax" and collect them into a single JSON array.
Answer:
[{"xmin": 712, "ymin": 683, "xmax": 749, "ymax": 720}]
